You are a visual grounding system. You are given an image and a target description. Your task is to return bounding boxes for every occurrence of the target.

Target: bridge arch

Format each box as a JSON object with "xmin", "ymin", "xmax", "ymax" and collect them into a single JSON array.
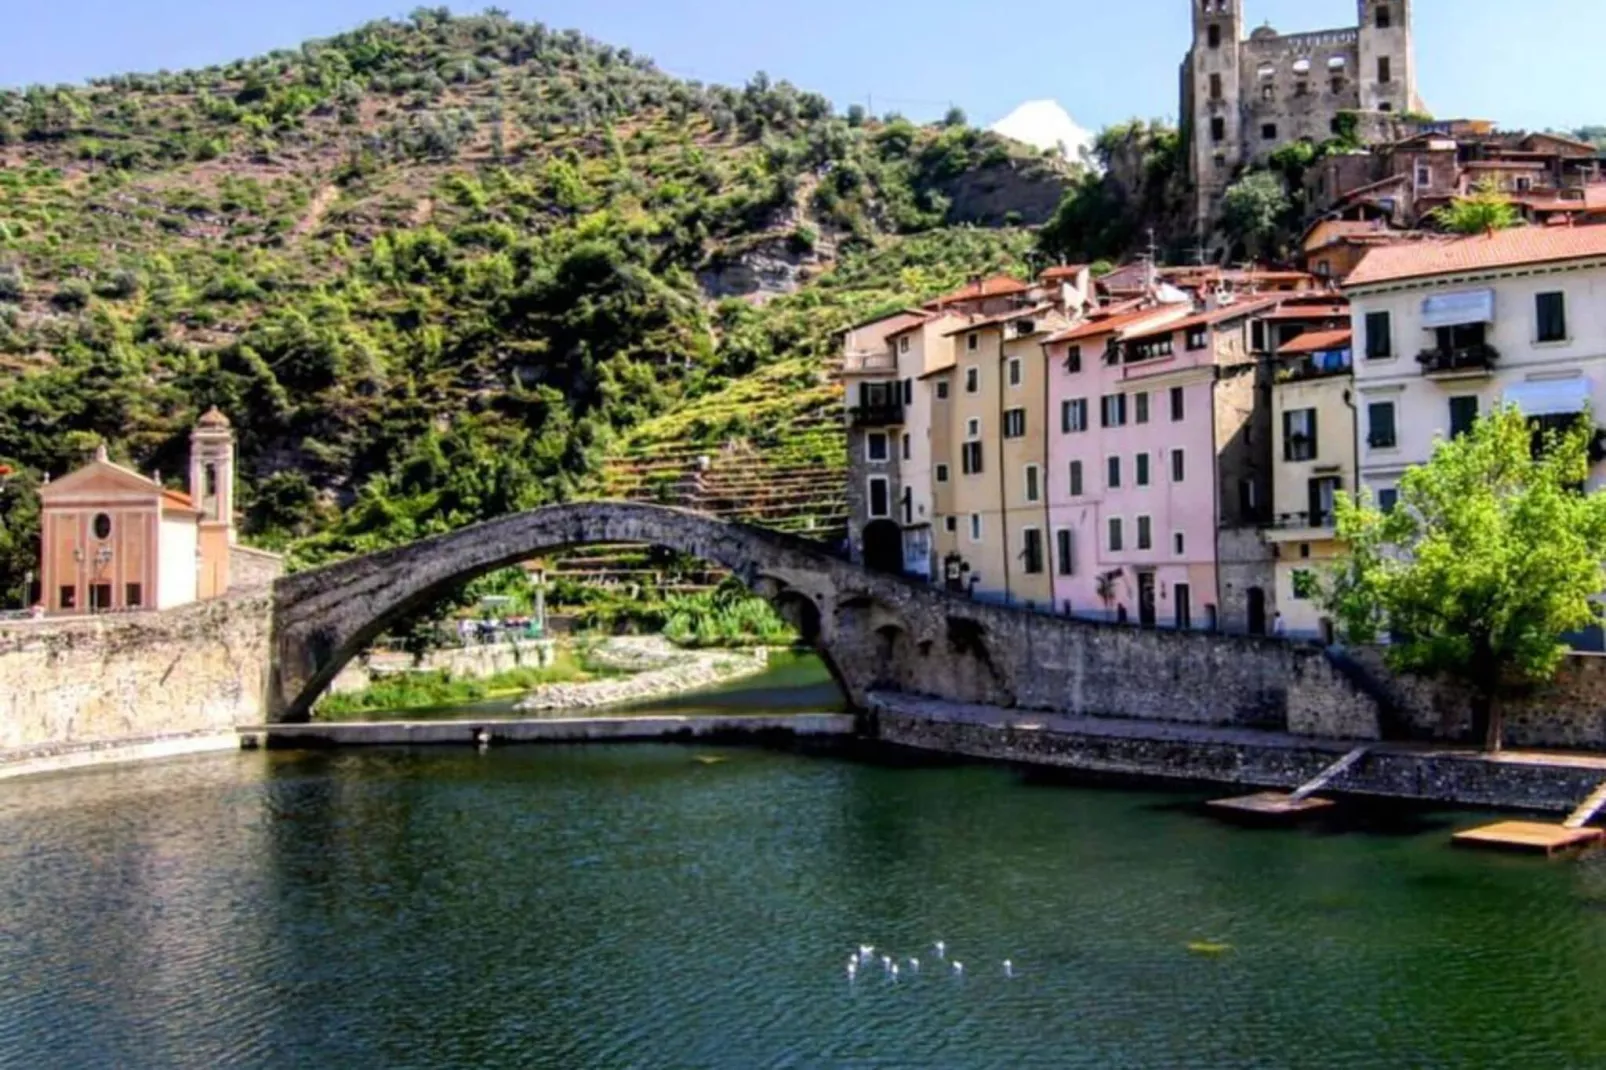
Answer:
[{"xmin": 269, "ymin": 502, "xmax": 896, "ymax": 722}]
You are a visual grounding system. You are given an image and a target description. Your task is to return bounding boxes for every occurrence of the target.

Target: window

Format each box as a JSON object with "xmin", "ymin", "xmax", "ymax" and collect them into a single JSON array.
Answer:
[
  {"xmin": 1069, "ymin": 460, "xmax": 1084, "ymax": 497},
  {"xmin": 1062, "ymin": 398, "xmax": 1089, "ymax": 433},
  {"xmin": 1007, "ymin": 357, "xmax": 1022, "ymax": 387},
  {"xmin": 1186, "ymin": 326, "xmax": 1209, "ymax": 351},
  {"xmin": 1100, "ymin": 394, "xmax": 1128, "ymax": 428},
  {"xmin": 1368, "ymin": 401, "xmax": 1397, "ymax": 449},
  {"xmin": 969, "ymin": 514, "xmax": 983, "ymax": 543},
  {"xmin": 1022, "ymin": 529, "xmax": 1044, "ymax": 575},
  {"xmin": 1171, "ymin": 448, "xmax": 1186, "ymax": 483},
  {"xmin": 1207, "ymin": 23, "xmax": 1221, "ymax": 48},
  {"xmin": 203, "ymin": 464, "xmax": 218, "ymax": 498},
  {"xmin": 1170, "ymin": 386, "xmax": 1185, "ymax": 422},
  {"xmin": 1376, "ymin": 3, "xmax": 1392, "ymax": 29},
  {"xmin": 1378, "ymin": 487, "xmax": 1400, "ymax": 514},
  {"xmin": 1136, "ymin": 453, "xmax": 1151, "ymax": 487},
  {"xmin": 936, "ymin": 463, "xmax": 950, "ymax": 484},
  {"xmin": 1415, "ymin": 164, "xmax": 1432, "ymax": 189},
  {"xmin": 1295, "ymin": 80, "xmax": 1309, "ymax": 97},
  {"xmin": 91, "ymin": 584, "xmax": 112, "ymax": 612},
  {"xmin": 1174, "ymin": 531, "xmax": 1186, "ymax": 556},
  {"xmin": 1025, "ymin": 464, "xmax": 1041, "ymax": 503},
  {"xmin": 1283, "ymin": 408, "xmax": 1318, "ymax": 462},
  {"xmin": 961, "ymin": 441, "xmax": 984, "ymax": 475},
  {"xmin": 1516, "ymin": 176, "xmax": 1532, "ymax": 193},
  {"xmin": 1537, "ymin": 292, "xmax": 1567, "ymax": 343},
  {"xmin": 1364, "ymin": 311, "xmax": 1392, "ymax": 359},
  {"xmin": 1378, "ymin": 57, "xmax": 1392, "ymax": 84},
  {"xmin": 1108, "ymin": 517, "xmax": 1124, "ymax": 553},
  {"xmin": 1107, "ymin": 455, "xmax": 1122, "ymax": 490},
  {"xmin": 966, "ymin": 418, "xmax": 981, "ymax": 437},
  {"xmin": 125, "ymin": 583, "xmax": 143, "ymax": 609},
  {"xmin": 1065, "ymin": 346, "xmax": 1083, "ymax": 373},
  {"xmin": 965, "ymin": 367, "xmax": 980, "ymax": 393},
  {"xmin": 903, "ymin": 379, "xmax": 913, "ymax": 405},
  {"xmin": 866, "ymin": 433, "xmax": 889, "ymax": 462},
  {"xmin": 59, "ymin": 586, "xmax": 76, "ymax": 611},
  {"xmin": 1251, "ymin": 320, "xmax": 1268, "ymax": 353},
  {"xmin": 1262, "ymin": 84, "xmax": 1275, "ymax": 103},
  {"xmin": 92, "ymin": 513, "xmax": 112, "ymax": 541},
  {"xmin": 901, "ymin": 433, "xmax": 911, "ymax": 461},
  {"xmin": 1291, "ymin": 569, "xmax": 1315, "ymax": 601},
  {"xmin": 1056, "ymin": 529, "xmax": 1076, "ymax": 576},
  {"xmin": 1137, "ymin": 516, "xmax": 1153, "ymax": 551},
  {"xmin": 1210, "ymin": 116, "xmax": 1226, "ymax": 143},
  {"xmin": 1449, "ymin": 396, "xmax": 1480, "ymax": 439},
  {"xmin": 899, "ymin": 336, "xmax": 911, "ymax": 354},
  {"xmin": 1003, "ymin": 408, "xmax": 1027, "ymax": 439},
  {"xmin": 1309, "ymin": 476, "xmax": 1342, "ymax": 526},
  {"xmin": 936, "ymin": 380, "xmax": 950, "ymax": 400},
  {"xmin": 944, "ymin": 516, "xmax": 958, "ymax": 533},
  {"xmin": 867, "ymin": 477, "xmax": 891, "ymax": 519},
  {"xmin": 966, "ymin": 333, "xmax": 979, "ymax": 353},
  {"xmin": 1210, "ymin": 73, "xmax": 1223, "ymax": 101},
  {"xmin": 1262, "ymin": 123, "xmax": 1278, "ymax": 141},
  {"xmin": 1135, "ymin": 392, "xmax": 1151, "ymax": 425}
]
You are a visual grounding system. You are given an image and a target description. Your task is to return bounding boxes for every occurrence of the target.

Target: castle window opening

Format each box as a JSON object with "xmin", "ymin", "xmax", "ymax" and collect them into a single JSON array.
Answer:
[
  {"xmin": 1376, "ymin": 4, "xmax": 1392, "ymax": 29},
  {"xmin": 1207, "ymin": 23, "xmax": 1220, "ymax": 48},
  {"xmin": 1262, "ymin": 85, "xmax": 1275, "ymax": 102},
  {"xmin": 1378, "ymin": 57, "xmax": 1392, "ymax": 83},
  {"xmin": 1262, "ymin": 123, "xmax": 1279, "ymax": 141},
  {"xmin": 1211, "ymin": 117, "xmax": 1226, "ymax": 142},
  {"xmin": 1209, "ymin": 73, "xmax": 1223, "ymax": 100}
]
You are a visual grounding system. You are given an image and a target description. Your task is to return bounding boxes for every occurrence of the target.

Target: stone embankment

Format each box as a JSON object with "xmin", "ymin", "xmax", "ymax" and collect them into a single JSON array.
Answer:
[{"xmin": 515, "ymin": 637, "xmax": 770, "ymax": 713}]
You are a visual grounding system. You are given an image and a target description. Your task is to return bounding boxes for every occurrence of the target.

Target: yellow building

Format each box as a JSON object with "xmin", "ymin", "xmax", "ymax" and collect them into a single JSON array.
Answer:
[
  {"xmin": 36, "ymin": 409, "xmax": 277, "ymax": 616},
  {"xmin": 1266, "ymin": 329, "xmax": 1355, "ymax": 640}
]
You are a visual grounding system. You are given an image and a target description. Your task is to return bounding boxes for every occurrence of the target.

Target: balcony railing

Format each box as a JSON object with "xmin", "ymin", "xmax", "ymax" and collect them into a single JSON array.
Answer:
[
  {"xmin": 842, "ymin": 351, "xmax": 898, "ymax": 375},
  {"xmin": 1417, "ymin": 343, "xmax": 1498, "ymax": 377},
  {"xmin": 1277, "ymin": 353, "xmax": 1353, "ymax": 384},
  {"xmin": 849, "ymin": 403, "xmax": 906, "ymax": 428},
  {"xmin": 1269, "ymin": 510, "xmax": 1336, "ymax": 531}
]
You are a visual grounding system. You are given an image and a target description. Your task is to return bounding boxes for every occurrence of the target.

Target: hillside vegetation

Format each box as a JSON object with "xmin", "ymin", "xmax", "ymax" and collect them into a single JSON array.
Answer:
[{"xmin": 0, "ymin": 10, "xmax": 1065, "ymax": 600}]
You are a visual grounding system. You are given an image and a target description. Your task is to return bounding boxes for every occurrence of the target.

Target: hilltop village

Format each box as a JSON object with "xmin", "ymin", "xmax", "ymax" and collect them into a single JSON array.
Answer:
[{"xmin": 842, "ymin": 0, "xmax": 1606, "ymax": 646}]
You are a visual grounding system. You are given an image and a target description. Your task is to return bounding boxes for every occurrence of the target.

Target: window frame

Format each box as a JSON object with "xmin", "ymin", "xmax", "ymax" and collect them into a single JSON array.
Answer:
[
  {"xmin": 935, "ymin": 379, "xmax": 950, "ymax": 400},
  {"xmin": 1021, "ymin": 527, "xmax": 1045, "ymax": 576},
  {"xmin": 1171, "ymin": 448, "xmax": 1186, "ymax": 483},
  {"xmin": 1007, "ymin": 357, "xmax": 1023, "ymax": 387},
  {"xmin": 1136, "ymin": 515, "xmax": 1153, "ymax": 552},
  {"xmin": 1169, "ymin": 386, "xmax": 1185, "ymax": 422},
  {"xmin": 1136, "ymin": 452, "xmax": 1151, "ymax": 487},
  {"xmin": 1055, "ymin": 528, "xmax": 1076, "ymax": 577},
  {"xmin": 1107, "ymin": 516, "xmax": 1124, "ymax": 554},
  {"xmin": 969, "ymin": 513, "xmax": 983, "ymax": 544},
  {"xmin": 1003, "ymin": 407, "xmax": 1028, "ymax": 440},
  {"xmin": 1449, "ymin": 395, "xmax": 1480, "ymax": 440},
  {"xmin": 866, "ymin": 432, "xmax": 890, "ymax": 463},
  {"xmin": 1107, "ymin": 455, "xmax": 1122, "ymax": 490},
  {"xmin": 1024, "ymin": 464, "xmax": 1042, "ymax": 504},
  {"xmin": 964, "ymin": 367, "xmax": 980, "ymax": 393},
  {"xmin": 1135, "ymin": 391, "xmax": 1150, "ymax": 425},
  {"xmin": 1536, "ymin": 291, "xmax": 1568, "ymax": 344},
  {"xmin": 1367, "ymin": 401, "xmax": 1398, "ymax": 450},
  {"xmin": 1069, "ymin": 460, "xmax": 1084, "ymax": 497},
  {"xmin": 866, "ymin": 476, "xmax": 891, "ymax": 519},
  {"xmin": 1364, "ymin": 310, "xmax": 1393, "ymax": 359}
]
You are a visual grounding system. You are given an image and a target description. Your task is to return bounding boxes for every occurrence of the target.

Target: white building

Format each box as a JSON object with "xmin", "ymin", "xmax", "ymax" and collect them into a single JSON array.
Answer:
[{"xmin": 1345, "ymin": 226, "xmax": 1606, "ymax": 507}]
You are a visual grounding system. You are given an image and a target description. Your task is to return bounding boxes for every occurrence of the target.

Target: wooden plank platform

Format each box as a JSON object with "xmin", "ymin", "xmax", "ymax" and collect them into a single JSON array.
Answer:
[
  {"xmin": 1452, "ymin": 821, "xmax": 1604, "ymax": 857},
  {"xmin": 1207, "ymin": 792, "xmax": 1336, "ymax": 820}
]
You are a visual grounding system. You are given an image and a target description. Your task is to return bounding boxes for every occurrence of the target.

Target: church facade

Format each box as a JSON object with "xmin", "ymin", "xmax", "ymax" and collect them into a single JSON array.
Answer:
[
  {"xmin": 1181, "ymin": 0, "xmax": 1421, "ymax": 237},
  {"xmin": 35, "ymin": 408, "xmax": 279, "ymax": 615}
]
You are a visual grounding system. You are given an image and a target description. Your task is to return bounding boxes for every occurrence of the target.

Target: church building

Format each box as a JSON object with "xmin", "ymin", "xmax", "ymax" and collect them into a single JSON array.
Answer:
[{"xmin": 35, "ymin": 408, "xmax": 277, "ymax": 615}]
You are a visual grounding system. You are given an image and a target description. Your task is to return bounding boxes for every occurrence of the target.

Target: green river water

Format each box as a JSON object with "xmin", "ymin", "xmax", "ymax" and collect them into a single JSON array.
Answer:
[{"xmin": 3, "ymin": 657, "xmax": 1606, "ymax": 1068}]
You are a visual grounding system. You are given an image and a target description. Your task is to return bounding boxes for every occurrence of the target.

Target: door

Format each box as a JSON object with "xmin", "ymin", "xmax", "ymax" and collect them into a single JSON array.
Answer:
[
  {"xmin": 862, "ymin": 520, "xmax": 903, "ymax": 575},
  {"xmin": 1247, "ymin": 587, "xmax": 1268, "ymax": 636},
  {"xmin": 1137, "ymin": 572, "xmax": 1157, "ymax": 629},
  {"xmin": 1175, "ymin": 583, "xmax": 1192, "ymax": 631}
]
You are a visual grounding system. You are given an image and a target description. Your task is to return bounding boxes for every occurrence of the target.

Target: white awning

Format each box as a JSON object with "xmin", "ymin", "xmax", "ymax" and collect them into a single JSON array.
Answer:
[
  {"xmin": 1421, "ymin": 289, "xmax": 1495, "ymax": 329},
  {"xmin": 1504, "ymin": 378, "xmax": 1592, "ymax": 417}
]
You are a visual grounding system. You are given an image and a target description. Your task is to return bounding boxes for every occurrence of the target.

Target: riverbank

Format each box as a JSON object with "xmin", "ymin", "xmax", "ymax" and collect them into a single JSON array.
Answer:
[
  {"xmin": 870, "ymin": 693, "xmax": 1606, "ymax": 816},
  {"xmin": 513, "ymin": 638, "xmax": 773, "ymax": 714},
  {"xmin": 249, "ymin": 711, "xmax": 856, "ymax": 748}
]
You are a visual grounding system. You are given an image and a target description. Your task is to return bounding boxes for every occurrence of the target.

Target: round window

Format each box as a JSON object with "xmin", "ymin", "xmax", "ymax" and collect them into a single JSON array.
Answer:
[{"xmin": 93, "ymin": 514, "xmax": 112, "ymax": 541}]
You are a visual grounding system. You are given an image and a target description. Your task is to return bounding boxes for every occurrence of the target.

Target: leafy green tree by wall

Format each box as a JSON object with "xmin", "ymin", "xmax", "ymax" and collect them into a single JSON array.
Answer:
[
  {"xmin": 1220, "ymin": 171, "xmax": 1291, "ymax": 261},
  {"xmin": 1431, "ymin": 179, "xmax": 1522, "ymax": 235},
  {"xmin": 1325, "ymin": 406, "xmax": 1606, "ymax": 751}
]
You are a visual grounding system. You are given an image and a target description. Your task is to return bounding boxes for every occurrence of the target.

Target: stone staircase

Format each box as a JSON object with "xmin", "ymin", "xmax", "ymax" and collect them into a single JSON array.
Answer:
[{"xmin": 1563, "ymin": 780, "xmax": 1606, "ymax": 829}]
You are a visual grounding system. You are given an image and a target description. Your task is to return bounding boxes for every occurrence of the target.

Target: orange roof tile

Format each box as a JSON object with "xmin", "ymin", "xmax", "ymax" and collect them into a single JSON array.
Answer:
[
  {"xmin": 162, "ymin": 489, "xmax": 201, "ymax": 514},
  {"xmin": 940, "ymin": 304, "xmax": 1055, "ymax": 336},
  {"xmin": 1260, "ymin": 303, "xmax": 1350, "ymax": 321},
  {"xmin": 1121, "ymin": 298, "xmax": 1284, "ymax": 343},
  {"xmin": 927, "ymin": 274, "xmax": 1031, "ymax": 306},
  {"xmin": 1278, "ymin": 329, "xmax": 1353, "ymax": 355},
  {"xmin": 1038, "ymin": 264, "xmax": 1090, "ymax": 281},
  {"xmin": 1345, "ymin": 224, "xmax": 1606, "ymax": 287},
  {"xmin": 1044, "ymin": 306, "xmax": 1187, "ymax": 344}
]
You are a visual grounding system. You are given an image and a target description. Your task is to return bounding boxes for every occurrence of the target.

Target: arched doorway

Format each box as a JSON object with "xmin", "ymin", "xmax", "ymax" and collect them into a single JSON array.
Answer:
[
  {"xmin": 861, "ymin": 520, "xmax": 903, "ymax": 575},
  {"xmin": 1247, "ymin": 587, "xmax": 1267, "ymax": 636}
]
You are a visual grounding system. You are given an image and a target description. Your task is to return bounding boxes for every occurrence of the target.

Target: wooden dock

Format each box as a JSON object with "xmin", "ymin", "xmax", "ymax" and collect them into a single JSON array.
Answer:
[{"xmin": 1451, "ymin": 821, "xmax": 1603, "ymax": 857}]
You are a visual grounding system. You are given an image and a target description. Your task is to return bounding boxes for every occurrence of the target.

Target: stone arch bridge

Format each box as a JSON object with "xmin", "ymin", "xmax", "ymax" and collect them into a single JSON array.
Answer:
[{"xmin": 268, "ymin": 501, "xmax": 1378, "ymax": 735}]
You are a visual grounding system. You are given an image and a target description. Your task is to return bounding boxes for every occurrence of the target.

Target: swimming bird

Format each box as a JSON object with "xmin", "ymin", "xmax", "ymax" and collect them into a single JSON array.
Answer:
[
  {"xmin": 908, "ymin": 957, "xmax": 920, "ymax": 974},
  {"xmin": 881, "ymin": 954, "xmax": 892, "ymax": 971},
  {"xmin": 890, "ymin": 963, "xmax": 899, "ymax": 981},
  {"xmin": 934, "ymin": 940, "xmax": 946, "ymax": 959},
  {"xmin": 952, "ymin": 961, "xmax": 964, "ymax": 976},
  {"xmin": 859, "ymin": 945, "xmax": 874, "ymax": 962},
  {"xmin": 1003, "ymin": 960, "xmax": 1014, "ymax": 979},
  {"xmin": 846, "ymin": 959, "xmax": 858, "ymax": 980}
]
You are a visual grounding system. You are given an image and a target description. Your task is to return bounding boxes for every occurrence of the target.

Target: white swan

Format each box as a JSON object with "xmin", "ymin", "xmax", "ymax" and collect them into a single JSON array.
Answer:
[
  {"xmin": 952, "ymin": 961, "xmax": 964, "ymax": 976},
  {"xmin": 934, "ymin": 940, "xmax": 946, "ymax": 959},
  {"xmin": 1003, "ymin": 960, "xmax": 1014, "ymax": 978},
  {"xmin": 908, "ymin": 957, "xmax": 920, "ymax": 973}
]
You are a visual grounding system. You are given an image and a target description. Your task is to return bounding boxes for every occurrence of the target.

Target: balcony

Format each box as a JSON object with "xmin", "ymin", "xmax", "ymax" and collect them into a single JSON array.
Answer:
[
  {"xmin": 1265, "ymin": 509, "xmax": 1339, "ymax": 543},
  {"xmin": 1277, "ymin": 353, "xmax": 1353, "ymax": 384},
  {"xmin": 1417, "ymin": 343, "xmax": 1498, "ymax": 379},
  {"xmin": 842, "ymin": 351, "xmax": 898, "ymax": 375},
  {"xmin": 849, "ymin": 403, "xmax": 906, "ymax": 428}
]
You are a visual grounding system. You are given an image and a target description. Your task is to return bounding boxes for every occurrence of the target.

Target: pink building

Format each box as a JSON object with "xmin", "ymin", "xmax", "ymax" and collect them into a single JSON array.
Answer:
[{"xmin": 1043, "ymin": 299, "xmax": 1278, "ymax": 633}]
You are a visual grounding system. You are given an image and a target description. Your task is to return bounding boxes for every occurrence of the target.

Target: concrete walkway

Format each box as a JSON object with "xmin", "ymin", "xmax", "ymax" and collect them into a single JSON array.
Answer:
[{"xmin": 248, "ymin": 712, "xmax": 857, "ymax": 748}]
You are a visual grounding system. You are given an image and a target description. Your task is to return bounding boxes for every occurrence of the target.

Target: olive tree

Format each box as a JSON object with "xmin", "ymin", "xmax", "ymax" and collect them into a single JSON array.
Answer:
[{"xmin": 1325, "ymin": 405, "xmax": 1606, "ymax": 751}]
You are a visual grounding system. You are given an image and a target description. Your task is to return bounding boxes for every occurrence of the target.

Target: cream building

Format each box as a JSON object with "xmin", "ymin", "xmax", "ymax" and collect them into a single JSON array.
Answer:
[
  {"xmin": 1267, "ymin": 328, "xmax": 1356, "ymax": 640},
  {"xmin": 1345, "ymin": 227, "xmax": 1606, "ymax": 509}
]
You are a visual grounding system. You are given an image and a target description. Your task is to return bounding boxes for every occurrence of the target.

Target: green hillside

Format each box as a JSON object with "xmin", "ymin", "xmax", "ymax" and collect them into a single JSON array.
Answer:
[{"xmin": 0, "ymin": 10, "xmax": 1063, "ymax": 599}]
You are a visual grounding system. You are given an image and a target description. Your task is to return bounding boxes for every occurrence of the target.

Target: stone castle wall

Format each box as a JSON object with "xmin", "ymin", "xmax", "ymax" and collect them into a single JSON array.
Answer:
[{"xmin": 0, "ymin": 593, "xmax": 272, "ymax": 761}]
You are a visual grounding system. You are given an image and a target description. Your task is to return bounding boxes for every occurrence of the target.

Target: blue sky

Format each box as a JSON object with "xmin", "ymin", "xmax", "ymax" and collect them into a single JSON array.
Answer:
[{"xmin": 6, "ymin": 1, "xmax": 1603, "ymax": 134}]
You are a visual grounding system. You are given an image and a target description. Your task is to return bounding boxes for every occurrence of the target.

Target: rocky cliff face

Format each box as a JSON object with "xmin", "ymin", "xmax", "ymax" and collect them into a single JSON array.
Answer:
[{"xmin": 939, "ymin": 159, "xmax": 1070, "ymax": 227}]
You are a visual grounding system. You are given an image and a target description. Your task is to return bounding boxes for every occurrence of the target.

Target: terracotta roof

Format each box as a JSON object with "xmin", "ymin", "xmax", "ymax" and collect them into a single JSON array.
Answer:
[
  {"xmin": 1345, "ymin": 224, "xmax": 1606, "ymax": 287},
  {"xmin": 1260, "ymin": 303, "xmax": 1349, "ymax": 321},
  {"xmin": 1038, "ymin": 264, "xmax": 1090, "ymax": 281},
  {"xmin": 162, "ymin": 489, "xmax": 201, "ymax": 515},
  {"xmin": 196, "ymin": 406, "xmax": 231, "ymax": 430},
  {"xmin": 1044, "ymin": 306, "xmax": 1188, "ymax": 344},
  {"xmin": 940, "ymin": 304, "xmax": 1055, "ymax": 336},
  {"xmin": 1336, "ymin": 173, "xmax": 1410, "ymax": 204},
  {"xmin": 1120, "ymin": 298, "xmax": 1284, "ymax": 343},
  {"xmin": 1278, "ymin": 329, "xmax": 1353, "ymax": 355},
  {"xmin": 927, "ymin": 274, "xmax": 1031, "ymax": 306}
]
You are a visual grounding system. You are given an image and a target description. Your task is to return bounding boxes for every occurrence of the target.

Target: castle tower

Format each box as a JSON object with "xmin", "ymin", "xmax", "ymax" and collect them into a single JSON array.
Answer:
[
  {"xmin": 1357, "ymin": 0, "xmax": 1416, "ymax": 115},
  {"xmin": 1187, "ymin": 0, "xmax": 1246, "ymax": 238},
  {"xmin": 190, "ymin": 407, "xmax": 235, "ymax": 598}
]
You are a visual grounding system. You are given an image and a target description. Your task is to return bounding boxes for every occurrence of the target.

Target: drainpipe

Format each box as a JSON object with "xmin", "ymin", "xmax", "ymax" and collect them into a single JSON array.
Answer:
[{"xmin": 997, "ymin": 330, "xmax": 1013, "ymax": 606}]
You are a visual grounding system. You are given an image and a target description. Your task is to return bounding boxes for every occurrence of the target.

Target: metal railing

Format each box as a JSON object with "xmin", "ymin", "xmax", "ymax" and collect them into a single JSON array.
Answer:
[
  {"xmin": 1268, "ymin": 510, "xmax": 1336, "ymax": 531},
  {"xmin": 1418, "ymin": 343, "xmax": 1498, "ymax": 375},
  {"xmin": 849, "ymin": 404, "xmax": 906, "ymax": 428}
]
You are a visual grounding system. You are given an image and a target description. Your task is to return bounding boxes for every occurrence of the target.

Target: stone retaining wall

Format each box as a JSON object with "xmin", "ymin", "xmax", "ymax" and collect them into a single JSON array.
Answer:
[
  {"xmin": 0, "ymin": 593, "xmax": 272, "ymax": 763},
  {"xmin": 327, "ymin": 640, "xmax": 554, "ymax": 695}
]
